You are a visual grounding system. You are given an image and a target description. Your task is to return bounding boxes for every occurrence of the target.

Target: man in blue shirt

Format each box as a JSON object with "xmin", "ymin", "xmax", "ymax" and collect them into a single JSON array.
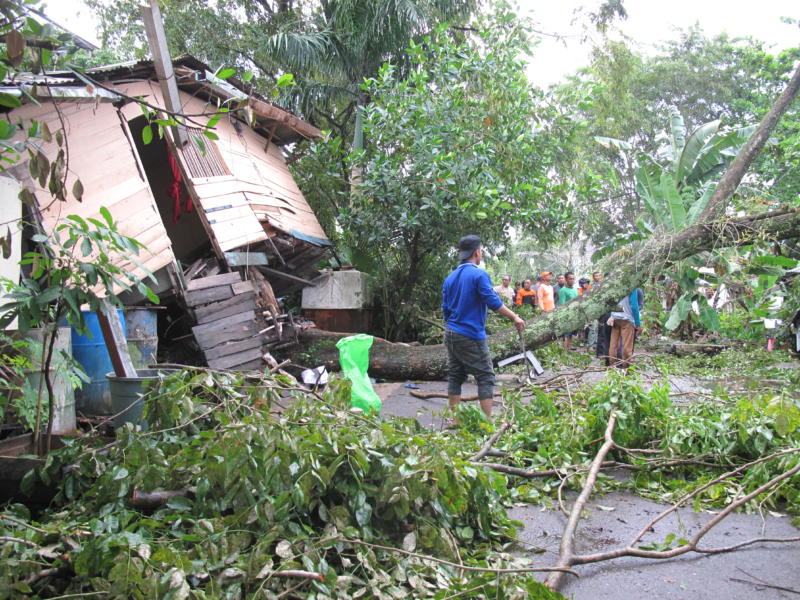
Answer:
[{"xmin": 442, "ymin": 235, "xmax": 526, "ymax": 421}]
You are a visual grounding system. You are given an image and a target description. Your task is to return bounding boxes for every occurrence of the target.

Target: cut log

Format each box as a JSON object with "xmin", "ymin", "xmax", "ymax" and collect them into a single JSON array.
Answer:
[{"xmin": 668, "ymin": 343, "xmax": 730, "ymax": 356}]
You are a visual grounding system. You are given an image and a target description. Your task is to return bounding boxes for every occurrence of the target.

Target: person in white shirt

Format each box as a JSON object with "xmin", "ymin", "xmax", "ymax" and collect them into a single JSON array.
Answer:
[{"xmin": 493, "ymin": 275, "xmax": 515, "ymax": 305}]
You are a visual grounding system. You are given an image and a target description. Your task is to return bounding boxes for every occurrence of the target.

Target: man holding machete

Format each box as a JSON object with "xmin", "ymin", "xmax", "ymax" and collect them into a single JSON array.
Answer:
[{"xmin": 442, "ymin": 235, "xmax": 526, "ymax": 423}]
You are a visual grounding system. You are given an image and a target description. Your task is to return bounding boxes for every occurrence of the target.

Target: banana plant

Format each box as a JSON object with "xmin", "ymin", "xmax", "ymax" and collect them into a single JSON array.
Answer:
[{"xmin": 595, "ymin": 107, "xmax": 756, "ymax": 333}]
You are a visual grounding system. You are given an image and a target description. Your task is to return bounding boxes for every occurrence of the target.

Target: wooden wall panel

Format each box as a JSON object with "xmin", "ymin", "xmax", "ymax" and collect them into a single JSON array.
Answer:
[
  {"xmin": 106, "ymin": 83, "xmax": 328, "ymax": 252},
  {"xmin": 9, "ymin": 96, "xmax": 176, "ymax": 280},
  {"xmin": 171, "ymin": 92, "xmax": 329, "ymax": 246}
]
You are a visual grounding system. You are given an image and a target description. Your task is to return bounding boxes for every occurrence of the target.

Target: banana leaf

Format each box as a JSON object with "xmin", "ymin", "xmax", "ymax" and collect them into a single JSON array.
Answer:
[
  {"xmin": 686, "ymin": 182, "xmax": 716, "ymax": 226},
  {"xmin": 660, "ymin": 172, "xmax": 687, "ymax": 232},
  {"xmin": 686, "ymin": 125, "xmax": 755, "ymax": 187},
  {"xmin": 665, "ymin": 292, "xmax": 694, "ymax": 330},
  {"xmin": 676, "ymin": 119, "xmax": 720, "ymax": 184},
  {"xmin": 594, "ymin": 135, "xmax": 633, "ymax": 151},
  {"xmin": 668, "ymin": 106, "xmax": 686, "ymax": 175}
]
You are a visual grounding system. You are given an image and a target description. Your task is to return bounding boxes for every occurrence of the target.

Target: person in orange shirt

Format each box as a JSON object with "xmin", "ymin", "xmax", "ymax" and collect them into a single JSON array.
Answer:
[
  {"xmin": 578, "ymin": 277, "xmax": 591, "ymax": 294},
  {"xmin": 515, "ymin": 278, "xmax": 536, "ymax": 306},
  {"xmin": 536, "ymin": 272, "xmax": 555, "ymax": 312}
]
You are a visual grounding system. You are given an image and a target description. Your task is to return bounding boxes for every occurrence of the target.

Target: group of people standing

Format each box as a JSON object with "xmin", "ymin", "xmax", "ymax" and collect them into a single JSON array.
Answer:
[
  {"xmin": 493, "ymin": 271, "xmax": 599, "ymax": 312},
  {"xmin": 441, "ymin": 235, "xmax": 644, "ymax": 423},
  {"xmin": 494, "ymin": 271, "xmax": 605, "ymax": 352}
]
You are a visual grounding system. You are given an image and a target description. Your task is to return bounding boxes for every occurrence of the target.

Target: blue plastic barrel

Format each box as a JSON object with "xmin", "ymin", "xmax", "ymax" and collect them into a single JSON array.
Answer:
[
  {"xmin": 70, "ymin": 309, "xmax": 126, "ymax": 415},
  {"xmin": 125, "ymin": 309, "xmax": 158, "ymax": 370}
]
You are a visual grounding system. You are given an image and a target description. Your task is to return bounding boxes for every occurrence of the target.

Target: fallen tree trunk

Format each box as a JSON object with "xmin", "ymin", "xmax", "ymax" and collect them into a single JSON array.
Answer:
[
  {"xmin": 667, "ymin": 342, "xmax": 730, "ymax": 356},
  {"xmin": 296, "ymin": 61, "xmax": 800, "ymax": 380},
  {"xmin": 298, "ymin": 208, "xmax": 800, "ymax": 379}
]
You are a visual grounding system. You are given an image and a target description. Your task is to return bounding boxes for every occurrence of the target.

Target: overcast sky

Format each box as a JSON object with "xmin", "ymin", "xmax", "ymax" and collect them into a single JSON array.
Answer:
[
  {"xmin": 45, "ymin": 0, "xmax": 799, "ymax": 85},
  {"xmin": 522, "ymin": 0, "xmax": 799, "ymax": 84}
]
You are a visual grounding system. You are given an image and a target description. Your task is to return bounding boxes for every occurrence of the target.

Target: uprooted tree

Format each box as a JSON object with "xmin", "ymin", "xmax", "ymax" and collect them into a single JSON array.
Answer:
[{"xmin": 297, "ymin": 60, "xmax": 800, "ymax": 379}]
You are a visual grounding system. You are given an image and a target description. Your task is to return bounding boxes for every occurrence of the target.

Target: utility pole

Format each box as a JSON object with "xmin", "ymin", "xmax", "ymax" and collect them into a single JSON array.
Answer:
[{"xmin": 140, "ymin": 0, "xmax": 187, "ymax": 146}]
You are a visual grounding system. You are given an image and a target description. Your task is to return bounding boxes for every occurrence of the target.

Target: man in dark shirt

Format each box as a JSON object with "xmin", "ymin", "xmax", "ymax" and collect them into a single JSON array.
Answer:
[{"xmin": 443, "ymin": 235, "xmax": 525, "ymax": 421}]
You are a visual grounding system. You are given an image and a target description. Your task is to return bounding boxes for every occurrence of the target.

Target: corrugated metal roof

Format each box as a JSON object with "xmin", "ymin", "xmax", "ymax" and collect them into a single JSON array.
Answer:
[{"xmin": 2, "ymin": 55, "xmax": 319, "ymax": 145}]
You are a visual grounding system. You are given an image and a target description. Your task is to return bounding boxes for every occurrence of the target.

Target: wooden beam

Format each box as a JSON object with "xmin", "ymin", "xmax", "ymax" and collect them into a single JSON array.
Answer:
[
  {"xmin": 186, "ymin": 271, "xmax": 242, "ymax": 291},
  {"xmin": 224, "ymin": 251, "xmax": 269, "ymax": 267},
  {"xmin": 258, "ymin": 266, "xmax": 316, "ymax": 287},
  {"xmin": 96, "ymin": 300, "xmax": 137, "ymax": 378},
  {"xmin": 248, "ymin": 97, "xmax": 322, "ymax": 141},
  {"xmin": 141, "ymin": 0, "xmax": 187, "ymax": 146}
]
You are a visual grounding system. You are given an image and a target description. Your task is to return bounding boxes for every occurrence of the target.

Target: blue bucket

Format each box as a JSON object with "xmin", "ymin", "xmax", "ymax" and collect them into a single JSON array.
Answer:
[{"xmin": 70, "ymin": 309, "xmax": 126, "ymax": 415}]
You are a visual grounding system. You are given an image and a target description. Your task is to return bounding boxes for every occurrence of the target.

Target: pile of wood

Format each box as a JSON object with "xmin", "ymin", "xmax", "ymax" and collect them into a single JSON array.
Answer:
[
  {"xmin": 185, "ymin": 272, "xmax": 263, "ymax": 370},
  {"xmin": 182, "ymin": 266, "xmax": 315, "ymax": 371}
]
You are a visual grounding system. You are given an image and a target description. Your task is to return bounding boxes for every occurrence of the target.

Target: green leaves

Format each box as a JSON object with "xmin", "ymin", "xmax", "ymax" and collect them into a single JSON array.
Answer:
[
  {"xmin": 141, "ymin": 124, "xmax": 153, "ymax": 145},
  {"xmin": 324, "ymin": 8, "xmax": 565, "ymax": 338},
  {"xmin": 215, "ymin": 67, "xmax": 236, "ymax": 80},
  {"xmin": 664, "ymin": 293, "xmax": 694, "ymax": 331},
  {"xmin": 0, "ymin": 370, "xmax": 536, "ymax": 598}
]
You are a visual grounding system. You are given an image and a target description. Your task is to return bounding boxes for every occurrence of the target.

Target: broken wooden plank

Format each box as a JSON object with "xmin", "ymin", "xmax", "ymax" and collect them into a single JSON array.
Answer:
[
  {"xmin": 203, "ymin": 335, "xmax": 264, "ymax": 360},
  {"xmin": 224, "ymin": 251, "xmax": 269, "ymax": 267},
  {"xmin": 249, "ymin": 266, "xmax": 281, "ymax": 317},
  {"xmin": 185, "ymin": 285, "xmax": 234, "ymax": 307},
  {"xmin": 195, "ymin": 296, "xmax": 257, "ymax": 326},
  {"xmin": 207, "ymin": 347, "xmax": 264, "ymax": 370},
  {"xmin": 96, "ymin": 300, "xmax": 137, "ymax": 378},
  {"xmin": 236, "ymin": 359, "xmax": 265, "ymax": 371},
  {"xmin": 183, "ymin": 257, "xmax": 206, "ymax": 280},
  {"xmin": 192, "ymin": 310, "xmax": 254, "ymax": 336},
  {"xmin": 193, "ymin": 291, "xmax": 255, "ymax": 324},
  {"xmin": 232, "ymin": 280, "xmax": 255, "ymax": 295},
  {"xmin": 197, "ymin": 299, "xmax": 257, "ymax": 326},
  {"xmin": 258, "ymin": 266, "xmax": 316, "ymax": 287},
  {"xmin": 186, "ymin": 271, "xmax": 242, "ymax": 291},
  {"xmin": 193, "ymin": 321, "xmax": 257, "ymax": 347}
]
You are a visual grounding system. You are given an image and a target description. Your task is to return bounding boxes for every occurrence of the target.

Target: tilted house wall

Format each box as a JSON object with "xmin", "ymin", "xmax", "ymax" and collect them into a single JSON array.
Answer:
[
  {"xmin": 7, "ymin": 58, "xmax": 329, "ymax": 298},
  {"xmin": 6, "ymin": 57, "xmax": 331, "ymax": 370}
]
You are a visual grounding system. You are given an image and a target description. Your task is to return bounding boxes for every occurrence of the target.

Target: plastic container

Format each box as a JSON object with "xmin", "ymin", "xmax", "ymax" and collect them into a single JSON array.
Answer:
[
  {"xmin": 107, "ymin": 368, "xmax": 172, "ymax": 429},
  {"xmin": 125, "ymin": 309, "xmax": 158, "ymax": 370},
  {"xmin": 24, "ymin": 327, "xmax": 76, "ymax": 434},
  {"xmin": 70, "ymin": 309, "xmax": 126, "ymax": 415},
  {"xmin": 335, "ymin": 334, "xmax": 382, "ymax": 415}
]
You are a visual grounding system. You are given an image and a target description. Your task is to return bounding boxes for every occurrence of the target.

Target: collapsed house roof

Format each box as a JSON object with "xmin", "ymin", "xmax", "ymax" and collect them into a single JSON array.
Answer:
[
  {"xmin": 4, "ymin": 55, "xmax": 332, "ymax": 369},
  {"xmin": 6, "ymin": 54, "xmax": 330, "ymax": 291}
]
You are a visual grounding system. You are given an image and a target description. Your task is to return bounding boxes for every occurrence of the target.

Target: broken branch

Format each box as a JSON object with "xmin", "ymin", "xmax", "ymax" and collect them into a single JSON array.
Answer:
[
  {"xmin": 471, "ymin": 420, "xmax": 513, "ymax": 461},
  {"xmin": 341, "ymin": 538, "xmax": 578, "ymax": 576},
  {"xmin": 544, "ymin": 407, "xmax": 618, "ymax": 590}
]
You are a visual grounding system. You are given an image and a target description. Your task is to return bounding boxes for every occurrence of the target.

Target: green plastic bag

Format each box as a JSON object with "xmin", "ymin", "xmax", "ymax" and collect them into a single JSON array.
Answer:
[{"xmin": 336, "ymin": 334, "xmax": 382, "ymax": 415}]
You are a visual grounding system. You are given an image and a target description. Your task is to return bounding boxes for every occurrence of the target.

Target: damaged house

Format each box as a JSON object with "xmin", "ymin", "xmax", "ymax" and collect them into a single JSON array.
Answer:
[{"xmin": 4, "ymin": 55, "xmax": 332, "ymax": 372}]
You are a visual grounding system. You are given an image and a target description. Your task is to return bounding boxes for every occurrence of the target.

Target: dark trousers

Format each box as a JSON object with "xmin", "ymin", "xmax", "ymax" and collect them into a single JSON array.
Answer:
[
  {"xmin": 444, "ymin": 329, "xmax": 495, "ymax": 400},
  {"xmin": 596, "ymin": 313, "xmax": 612, "ymax": 360}
]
